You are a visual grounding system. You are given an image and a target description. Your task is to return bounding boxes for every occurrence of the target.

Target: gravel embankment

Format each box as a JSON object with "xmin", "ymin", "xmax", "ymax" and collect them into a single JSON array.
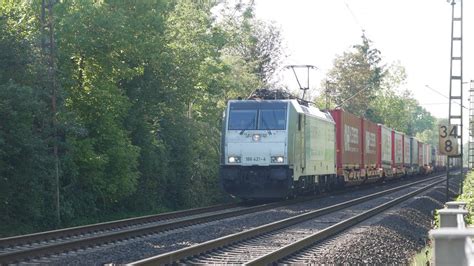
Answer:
[
  {"xmin": 33, "ymin": 175, "xmax": 451, "ymax": 265},
  {"xmin": 182, "ymin": 178, "xmax": 437, "ymax": 264},
  {"xmin": 283, "ymin": 176, "xmax": 462, "ymax": 265}
]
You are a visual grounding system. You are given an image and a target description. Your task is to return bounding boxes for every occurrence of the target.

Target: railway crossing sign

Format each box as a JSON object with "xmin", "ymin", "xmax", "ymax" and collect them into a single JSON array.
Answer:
[{"xmin": 439, "ymin": 125, "xmax": 459, "ymax": 156}]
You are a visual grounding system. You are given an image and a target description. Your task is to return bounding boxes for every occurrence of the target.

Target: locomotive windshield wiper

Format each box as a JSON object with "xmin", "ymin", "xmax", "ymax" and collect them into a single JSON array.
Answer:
[
  {"xmin": 239, "ymin": 119, "xmax": 255, "ymax": 135},
  {"xmin": 260, "ymin": 117, "xmax": 272, "ymax": 135}
]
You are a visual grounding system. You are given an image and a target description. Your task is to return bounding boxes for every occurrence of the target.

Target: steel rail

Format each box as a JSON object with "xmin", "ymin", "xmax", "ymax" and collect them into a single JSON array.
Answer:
[
  {"xmin": 0, "ymin": 199, "xmax": 297, "ymax": 264},
  {"xmin": 128, "ymin": 174, "xmax": 445, "ymax": 265},
  {"xmin": 0, "ymin": 193, "xmax": 340, "ymax": 264},
  {"xmin": 245, "ymin": 178, "xmax": 445, "ymax": 265},
  {"xmin": 0, "ymin": 202, "xmax": 241, "ymax": 250},
  {"xmin": 1, "ymin": 173, "xmax": 448, "ymax": 264}
]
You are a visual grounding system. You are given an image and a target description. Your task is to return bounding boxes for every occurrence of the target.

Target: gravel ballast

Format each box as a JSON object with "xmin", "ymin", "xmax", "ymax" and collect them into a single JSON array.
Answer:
[
  {"xmin": 283, "ymin": 175, "xmax": 462, "ymax": 265},
  {"xmin": 29, "ymin": 174, "xmax": 457, "ymax": 265}
]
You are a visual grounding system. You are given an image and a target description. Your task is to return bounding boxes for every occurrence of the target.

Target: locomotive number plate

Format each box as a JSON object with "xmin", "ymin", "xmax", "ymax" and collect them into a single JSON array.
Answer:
[{"xmin": 245, "ymin": 156, "xmax": 266, "ymax": 162}]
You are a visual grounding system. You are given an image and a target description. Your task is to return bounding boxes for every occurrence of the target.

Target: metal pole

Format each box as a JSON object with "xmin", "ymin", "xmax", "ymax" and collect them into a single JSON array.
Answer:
[
  {"xmin": 325, "ymin": 81, "xmax": 330, "ymax": 110},
  {"xmin": 446, "ymin": 0, "xmax": 463, "ymax": 200},
  {"xmin": 447, "ymin": 0, "xmax": 454, "ymax": 201},
  {"xmin": 460, "ymin": 0, "xmax": 464, "ymax": 193},
  {"xmin": 447, "ymin": 157, "xmax": 450, "ymax": 200},
  {"xmin": 42, "ymin": 0, "xmax": 60, "ymax": 226}
]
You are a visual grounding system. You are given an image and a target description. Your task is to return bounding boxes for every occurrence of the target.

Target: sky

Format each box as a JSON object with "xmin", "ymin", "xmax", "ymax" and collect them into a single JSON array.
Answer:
[{"xmin": 254, "ymin": 0, "xmax": 473, "ymax": 139}]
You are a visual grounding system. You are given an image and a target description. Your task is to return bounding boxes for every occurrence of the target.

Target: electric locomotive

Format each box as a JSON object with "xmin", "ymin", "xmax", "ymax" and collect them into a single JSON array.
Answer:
[{"xmin": 219, "ymin": 98, "xmax": 339, "ymax": 199}]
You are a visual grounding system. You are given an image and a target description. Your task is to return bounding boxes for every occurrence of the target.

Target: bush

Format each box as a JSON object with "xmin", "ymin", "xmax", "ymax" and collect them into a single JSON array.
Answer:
[{"xmin": 456, "ymin": 171, "xmax": 474, "ymax": 224}]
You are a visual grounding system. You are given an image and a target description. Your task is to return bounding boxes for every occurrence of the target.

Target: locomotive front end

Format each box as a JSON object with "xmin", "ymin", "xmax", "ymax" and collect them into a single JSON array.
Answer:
[{"xmin": 220, "ymin": 100, "xmax": 292, "ymax": 199}]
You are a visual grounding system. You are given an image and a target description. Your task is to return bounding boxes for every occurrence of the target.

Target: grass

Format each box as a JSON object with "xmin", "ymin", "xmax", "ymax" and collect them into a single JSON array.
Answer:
[
  {"xmin": 411, "ymin": 246, "xmax": 431, "ymax": 266},
  {"xmin": 456, "ymin": 170, "xmax": 474, "ymax": 224},
  {"xmin": 410, "ymin": 170, "xmax": 474, "ymax": 265}
]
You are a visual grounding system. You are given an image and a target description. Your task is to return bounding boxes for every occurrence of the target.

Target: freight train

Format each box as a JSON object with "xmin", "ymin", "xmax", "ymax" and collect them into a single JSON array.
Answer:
[{"xmin": 219, "ymin": 92, "xmax": 455, "ymax": 199}]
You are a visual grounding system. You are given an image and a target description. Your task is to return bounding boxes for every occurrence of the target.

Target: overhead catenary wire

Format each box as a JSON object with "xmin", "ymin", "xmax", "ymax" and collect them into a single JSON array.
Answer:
[
  {"xmin": 343, "ymin": 0, "xmax": 365, "ymax": 33},
  {"xmin": 425, "ymin": 85, "xmax": 468, "ymax": 110},
  {"xmin": 419, "ymin": 102, "xmax": 452, "ymax": 105},
  {"xmin": 335, "ymin": 85, "xmax": 372, "ymax": 108}
]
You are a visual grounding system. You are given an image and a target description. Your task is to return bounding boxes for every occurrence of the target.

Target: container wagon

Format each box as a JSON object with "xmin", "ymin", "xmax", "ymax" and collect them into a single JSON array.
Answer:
[
  {"xmin": 403, "ymin": 135, "xmax": 411, "ymax": 176},
  {"xmin": 433, "ymin": 146, "xmax": 447, "ymax": 171},
  {"xmin": 378, "ymin": 124, "xmax": 393, "ymax": 177},
  {"xmin": 423, "ymin": 143, "xmax": 432, "ymax": 174},
  {"xmin": 392, "ymin": 130, "xmax": 404, "ymax": 176},
  {"xmin": 418, "ymin": 141, "xmax": 425, "ymax": 174},
  {"xmin": 409, "ymin": 137, "xmax": 419, "ymax": 175},
  {"xmin": 330, "ymin": 109, "xmax": 363, "ymax": 184},
  {"xmin": 362, "ymin": 117, "xmax": 379, "ymax": 180}
]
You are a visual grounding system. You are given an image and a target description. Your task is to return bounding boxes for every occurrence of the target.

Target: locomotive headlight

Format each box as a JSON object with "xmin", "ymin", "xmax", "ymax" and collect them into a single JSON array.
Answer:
[
  {"xmin": 271, "ymin": 156, "xmax": 284, "ymax": 163},
  {"xmin": 228, "ymin": 156, "xmax": 241, "ymax": 163},
  {"xmin": 252, "ymin": 134, "xmax": 261, "ymax": 142}
]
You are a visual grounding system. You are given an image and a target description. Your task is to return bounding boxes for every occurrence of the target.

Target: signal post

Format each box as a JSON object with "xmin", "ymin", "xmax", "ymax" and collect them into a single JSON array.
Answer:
[{"xmin": 439, "ymin": 125, "xmax": 460, "ymax": 201}]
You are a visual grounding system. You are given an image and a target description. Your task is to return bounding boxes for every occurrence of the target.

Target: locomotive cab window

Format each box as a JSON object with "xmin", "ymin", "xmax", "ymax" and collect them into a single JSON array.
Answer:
[
  {"xmin": 227, "ymin": 101, "xmax": 287, "ymax": 131},
  {"xmin": 228, "ymin": 110, "xmax": 257, "ymax": 130},
  {"xmin": 258, "ymin": 109, "xmax": 286, "ymax": 130}
]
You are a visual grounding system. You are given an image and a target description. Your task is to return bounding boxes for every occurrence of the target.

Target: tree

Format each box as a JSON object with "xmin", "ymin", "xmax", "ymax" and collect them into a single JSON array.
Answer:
[
  {"xmin": 0, "ymin": 0, "xmax": 283, "ymax": 236},
  {"xmin": 325, "ymin": 34, "xmax": 384, "ymax": 118},
  {"xmin": 217, "ymin": 1, "xmax": 285, "ymax": 87},
  {"xmin": 322, "ymin": 39, "xmax": 435, "ymax": 138},
  {"xmin": 0, "ymin": 1, "xmax": 58, "ymax": 234},
  {"xmin": 54, "ymin": 1, "xmax": 144, "ymax": 220},
  {"xmin": 416, "ymin": 118, "xmax": 447, "ymax": 146}
]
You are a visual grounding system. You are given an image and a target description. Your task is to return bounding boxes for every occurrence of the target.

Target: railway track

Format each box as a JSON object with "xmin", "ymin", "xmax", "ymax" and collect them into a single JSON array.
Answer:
[
  {"xmin": 128, "ymin": 174, "xmax": 446, "ymax": 265},
  {"xmin": 0, "ymin": 190, "xmax": 344, "ymax": 264},
  {"xmin": 0, "ymin": 173, "xmax": 447, "ymax": 265},
  {"xmin": 0, "ymin": 202, "xmax": 246, "ymax": 264}
]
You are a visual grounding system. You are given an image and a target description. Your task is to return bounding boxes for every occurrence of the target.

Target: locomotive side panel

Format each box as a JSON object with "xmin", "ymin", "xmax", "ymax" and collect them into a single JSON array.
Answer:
[
  {"xmin": 303, "ymin": 111, "xmax": 335, "ymax": 177},
  {"xmin": 289, "ymin": 102, "xmax": 336, "ymax": 181},
  {"xmin": 287, "ymin": 104, "xmax": 300, "ymax": 179}
]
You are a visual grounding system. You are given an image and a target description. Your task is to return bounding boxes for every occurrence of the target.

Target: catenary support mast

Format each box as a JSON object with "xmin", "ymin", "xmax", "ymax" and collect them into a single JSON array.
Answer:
[
  {"xmin": 469, "ymin": 80, "xmax": 474, "ymax": 169},
  {"xmin": 447, "ymin": 0, "xmax": 463, "ymax": 199},
  {"xmin": 41, "ymin": 0, "xmax": 60, "ymax": 226}
]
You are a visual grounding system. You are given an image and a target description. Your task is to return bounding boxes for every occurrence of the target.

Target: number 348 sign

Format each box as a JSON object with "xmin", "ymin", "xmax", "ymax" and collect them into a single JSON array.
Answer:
[{"xmin": 439, "ymin": 125, "xmax": 459, "ymax": 156}]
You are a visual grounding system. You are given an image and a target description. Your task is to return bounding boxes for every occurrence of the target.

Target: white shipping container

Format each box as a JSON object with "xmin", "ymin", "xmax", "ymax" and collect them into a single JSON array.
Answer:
[
  {"xmin": 394, "ymin": 131, "xmax": 403, "ymax": 164},
  {"xmin": 380, "ymin": 125, "xmax": 392, "ymax": 164},
  {"xmin": 410, "ymin": 137, "xmax": 419, "ymax": 166},
  {"xmin": 424, "ymin": 144, "xmax": 431, "ymax": 166},
  {"xmin": 436, "ymin": 154, "xmax": 446, "ymax": 167},
  {"xmin": 403, "ymin": 136, "xmax": 410, "ymax": 165}
]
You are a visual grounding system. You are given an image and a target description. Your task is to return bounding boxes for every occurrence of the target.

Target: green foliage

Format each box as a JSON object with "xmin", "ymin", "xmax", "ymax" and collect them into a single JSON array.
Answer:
[
  {"xmin": 217, "ymin": 1, "xmax": 284, "ymax": 87},
  {"xmin": 0, "ymin": 1, "xmax": 59, "ymax": 234},
  {"xmin": 159, "ymin": 116, "xmax": 223, "ymax": 208},
  {"xmin": 410, "ymin": 246, "xmax": 432, "ymax": 266},
  {"xmin": 322, "ymin": 37, "xmax": 436, "ymax": 139},
  {"xmin": 325, "ymin": 34, "xmax": 384, "ymax": 117},
  {"xmin": 0, "ymin": 82, "xmax": 55, "ymax": 233},
  {"xmin": 372, "ymin": 89, "xmax": 435, "ymax": 136},
  {"xmin": 0, "ymin": 0, "xmax": 280, "ymax": 236},
  {"xmin": 457, "ymin": 171, "xmax": 474, "ymax": 224}
]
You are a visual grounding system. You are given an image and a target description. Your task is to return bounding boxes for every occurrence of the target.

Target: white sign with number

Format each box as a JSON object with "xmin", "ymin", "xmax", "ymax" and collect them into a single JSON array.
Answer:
[{"xmin": 439, "ymin": 125, "xmax": 459, "ymax": 156}]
